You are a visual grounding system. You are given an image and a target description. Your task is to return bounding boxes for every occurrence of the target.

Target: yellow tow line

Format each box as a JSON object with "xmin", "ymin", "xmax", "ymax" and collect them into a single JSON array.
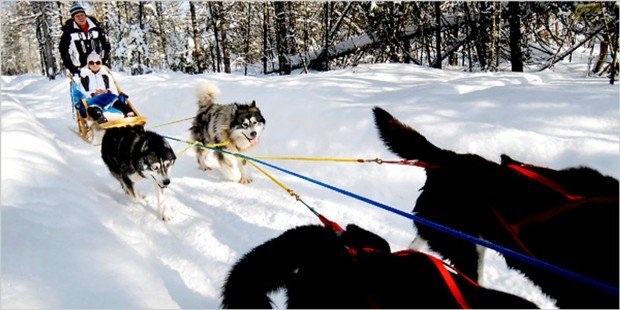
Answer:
[
  {"xmin": 167, "ymin": 135, "xmax": 315, "ymax": 212},
  {"xmin": 246, "ymin": 160, "xmax": 301, "ymax": 201},
  {"xmin": 176, "ymin": 140, "xmax": 231, "ymax": 157}
]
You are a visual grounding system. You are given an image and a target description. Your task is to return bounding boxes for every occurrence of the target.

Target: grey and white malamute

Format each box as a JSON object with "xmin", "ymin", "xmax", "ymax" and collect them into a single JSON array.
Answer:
[
  {"xmin": 190, "ymin": 82, "xmax": 266, "ymax": 184},
  {"xmin": 101, "ymin": 125, "xmax": 176, "ymax": 221}
]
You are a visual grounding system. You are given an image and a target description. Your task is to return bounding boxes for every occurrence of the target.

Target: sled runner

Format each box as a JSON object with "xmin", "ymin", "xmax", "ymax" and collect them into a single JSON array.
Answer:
[{"xmin": 68, "ymin": 70, "xmax": 147, "ymax": 143}]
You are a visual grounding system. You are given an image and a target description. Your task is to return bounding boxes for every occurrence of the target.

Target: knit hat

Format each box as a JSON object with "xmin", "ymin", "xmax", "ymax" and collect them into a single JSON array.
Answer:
[
  {"xmin": 87, "ymin": 51, "xmax": 101, "ymax": 64},
  {"xmin": 70, "ymin": 2, "xmax": 86, "ymax": 17}
]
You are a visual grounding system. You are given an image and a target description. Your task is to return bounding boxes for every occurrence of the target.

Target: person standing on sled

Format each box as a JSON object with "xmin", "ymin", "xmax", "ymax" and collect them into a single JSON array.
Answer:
[
  {"xmin": 59, "ymin": 2, "xmax": 111, "ymax": 76},
  {"xmin": 78, "ymin": 52, "xmax": 133, "ymax": 124}
]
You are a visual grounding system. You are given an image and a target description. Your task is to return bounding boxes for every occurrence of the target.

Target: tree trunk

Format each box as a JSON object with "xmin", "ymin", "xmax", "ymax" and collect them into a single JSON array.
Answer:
[
  {"xmin": 449, "ymin": 26, "xmax": 458, "ymax": 66},
  {"xmin": 592, "ymin": 41, "xmax": 608, "ymax": 74},
  {"xmin": 287, "ymin": 2, "xmax": 298, "ymax": 57},
  {"xmin": 244, "ymin": 3, "xmax": 251, "ymax": 76},
  {"xmin": 610, "ymin": 4, "xmax": 619, "ymax": 84},
  {"xmin": 474, "ymin": 2, "xmax": 490, "ymax": 71},
  {"xmin": 538, "ymin": 25, "xmax": 604, "ymax": 71},
  {"xmin": 218, "ymin": 2, "xmax": 231, "ymax": 73},
  {"xmin": 491, "ymin": 3, "xmax": 501, "ymax": 71},
  {"xmin": 32, "ymin": 2, "xmax": 58, "ymax": 80},
  {"xmin": 433, "ymin": 2, "xmax": 442, "ymax": 68},
  {"xmin": 463, "ymin": 2, "xmax": 473, "ymax": 71},
  {"xmin": 386, "ymin": 2, "xmax": 399, "ymax": 62},
  {"xmin": 209, "ymin": 2, "xmax": 221, "ymax": 72},
  {"xmin": 323, "ymin": 2, "xmax": 331, "ymax": 71},
  {"xmin": 155, "ymin": 3, "xmax": 170, "ymax": 69},
  {"xmin": 262, "ymin": 3, "xmax": 269, "ymax": 74},
  {"xmin": 301, "ymin": 4, "xmax": 312, "ymax": 72},
  {"xmin": 274, "ymin": 1, "xmax": 291, "ymax": 74},
  {"xmin": 190, "ymin": 2, "xmax": 203, "ymax": 73},
  {"xmin": 308, "ymin": 2, "xmax": 353, "ymax": 71},
  {"xmin": 508, "ymin": 2, "xmax": 524, "ymax": 72},
  {"xmin": 135, "ymin": 2, "xmax": 145, "ymax": 74}
]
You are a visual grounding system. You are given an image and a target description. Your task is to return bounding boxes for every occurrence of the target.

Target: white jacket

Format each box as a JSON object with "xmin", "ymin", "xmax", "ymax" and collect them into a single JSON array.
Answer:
[{"xmin": 78, "ymin": 66, "xmax": 118, "ymax": 98}]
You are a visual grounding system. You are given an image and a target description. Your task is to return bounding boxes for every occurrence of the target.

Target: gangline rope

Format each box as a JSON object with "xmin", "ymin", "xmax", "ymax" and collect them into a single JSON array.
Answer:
[{"xmin": 162, "ymin": 134, "xmax": 619, "ymax": 297}]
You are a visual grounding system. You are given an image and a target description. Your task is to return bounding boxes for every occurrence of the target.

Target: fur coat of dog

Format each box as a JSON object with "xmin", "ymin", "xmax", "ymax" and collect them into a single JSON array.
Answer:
[
  {"xmin": 190, "ymin": 82, "xmax": 265, "ymax": 183},
  {"xmin": 221, "ymin": 223, "xmax": 538, "ymax": 309},
  {"xmin": 373, "ymin": 106, "xmax": 619, "ymax": 309}
]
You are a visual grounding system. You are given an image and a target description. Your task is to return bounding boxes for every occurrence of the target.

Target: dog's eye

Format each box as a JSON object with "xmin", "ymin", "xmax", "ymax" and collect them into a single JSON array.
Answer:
[
  {"xmin": 242, "ymin": 123, "xmax": 249, "ymax": 128},
  {"xmin": 152, "ymin": 163, "xmax": 161, "ymax": 171}
]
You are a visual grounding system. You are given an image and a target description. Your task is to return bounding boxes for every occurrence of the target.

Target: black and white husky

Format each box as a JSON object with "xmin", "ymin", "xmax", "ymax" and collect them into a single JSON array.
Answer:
[
  {"xmin": 190, "ymin": 82, "xmax": 266, "ymax": 184},
  {"xmin": 101, "ymin": 125, "xmax": 176, "ymax": 221}
]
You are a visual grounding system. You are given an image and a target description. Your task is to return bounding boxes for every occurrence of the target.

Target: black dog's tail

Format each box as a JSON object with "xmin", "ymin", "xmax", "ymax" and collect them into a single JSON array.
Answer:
[{"xmin": 373, "ymin": 107, "xmax": 448, "ymax": 163}]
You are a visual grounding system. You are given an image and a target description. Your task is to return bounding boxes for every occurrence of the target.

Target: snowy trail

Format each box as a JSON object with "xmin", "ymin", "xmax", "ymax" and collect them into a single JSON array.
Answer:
[
  {"xmin": 2, "ymin": 71, "xmax": 423, "ymax": 308},
  {"xmin": 3, "ymin": 63, "xmax": 618, "ymax": 308}
]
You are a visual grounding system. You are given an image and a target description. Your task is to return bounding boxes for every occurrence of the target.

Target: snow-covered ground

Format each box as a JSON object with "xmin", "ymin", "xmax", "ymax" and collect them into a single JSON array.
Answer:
[{"xmin": 2, "ymin": 55, "xmax": 618, "ymax": 308}]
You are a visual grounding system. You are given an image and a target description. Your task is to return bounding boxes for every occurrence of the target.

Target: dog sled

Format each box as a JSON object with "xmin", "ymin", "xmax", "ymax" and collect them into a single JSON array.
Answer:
[{"xmin": 68, "ymin": 70, "xmax": 147, "ymax": 143}]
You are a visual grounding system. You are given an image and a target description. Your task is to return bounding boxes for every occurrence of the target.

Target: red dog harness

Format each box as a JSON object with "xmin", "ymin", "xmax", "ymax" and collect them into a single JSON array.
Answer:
[
  {"xmin": 319, "ymin": 214, "xmax": 477, "ymax": 309},
  {"xmin": 494, "ymin": 163, "xmax": 619, "ymax": 257}
]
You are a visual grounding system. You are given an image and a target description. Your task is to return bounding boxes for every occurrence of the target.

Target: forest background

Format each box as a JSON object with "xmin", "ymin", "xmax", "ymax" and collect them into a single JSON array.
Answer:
[{"xmin": 1, "ymin": 1, "xmax": 619, "ymax": 81}]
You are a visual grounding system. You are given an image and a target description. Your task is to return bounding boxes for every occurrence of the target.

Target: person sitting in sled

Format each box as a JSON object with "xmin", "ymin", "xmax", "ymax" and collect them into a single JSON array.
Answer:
[{"xmin": 77, "ymin": 51, "xmax": 133, "ymax": 123}]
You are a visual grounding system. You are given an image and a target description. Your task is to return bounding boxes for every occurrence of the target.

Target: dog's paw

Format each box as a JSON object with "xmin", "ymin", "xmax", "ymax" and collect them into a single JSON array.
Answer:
[
  {"xmin": 239, "ymin": 178, "xmax": 253, "ymax": 184},
  {"xmin": 129, "ymin": 193, "xmax": 145, "ymax": 202},
  {"xmin": 161, "ymin": 213, "xmax": 173, "ymax": 222},
  {"xmin": 198, "ymin": 165, "xmax": 212, "ymax": 171}
]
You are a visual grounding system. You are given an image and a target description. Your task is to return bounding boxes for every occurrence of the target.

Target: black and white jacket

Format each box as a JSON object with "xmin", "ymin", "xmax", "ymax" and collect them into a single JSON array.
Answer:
[
  {"xmin": 78, "ymin": 66, "xmax": 118, "ymax": 98},
  {"xmin": 59, "ymin": 16, "xmax": 111, "ymax": 74}
]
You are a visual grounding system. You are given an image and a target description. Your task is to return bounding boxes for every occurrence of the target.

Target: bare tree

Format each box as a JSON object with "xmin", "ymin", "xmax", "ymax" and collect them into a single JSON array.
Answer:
[
  {"xmin": 508, "ymin": 2, "xmax": 523, "ymax": 72},
  {"xmin": 433, "ymin": 2, "xmax": 442, "ymax": 68},
  {"xmin": 218, "ymin": 2, "xmax": 231, "ymax": 73},
  {"xmin": 154, "ymin": 2, "xmax": 170, "ymax": 68},
  {"xmin": 189, "ymin": 2, "xmax": 204, "ymax": 73},
  {"xmin": 209, "ymin": 2, "xmax": 222, "ymax": 72},
  {"xmin": 262, "ymin": 3, "xmax": 269, "ymax": 74},
  {"xmin": 4, "ymin": 1, "xmax": 619, "ymax": 79},
  {"xmin": 243, "ymin": 2, "xmax": 251, "ymax": 75},
  {"xmin": 32, "ymin": 2, "xmax": 58, "ymax": 79},
  {"xmin": 274, "ymin": 1, "xmax": 291, "ymax": 74}
]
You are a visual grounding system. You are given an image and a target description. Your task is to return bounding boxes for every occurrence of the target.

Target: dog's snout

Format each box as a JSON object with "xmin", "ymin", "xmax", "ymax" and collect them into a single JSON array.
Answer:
[
  {"xmin": 250, "ymin": 131, "xmax": 257, "ymax": 138},
  {"xmin": 163, "ymin": 179, "xmax": 170, "ymax": 186}
]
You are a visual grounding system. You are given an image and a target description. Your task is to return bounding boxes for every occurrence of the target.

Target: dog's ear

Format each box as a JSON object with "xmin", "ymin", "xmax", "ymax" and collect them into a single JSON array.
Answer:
[
  {"xmin": 500, "ymin": 154, "xmax": 520, "ymax": 166},
  {"xmin": 250, "ymin": 100, "xmax": 256, "ymax": 107},
  {"xmin": 163, "ymin": 140, "xmax": 177, "ymax": 160},
  {"xmin": 343, "ymin": 224, "xmax": 391, "ymax": 253}
]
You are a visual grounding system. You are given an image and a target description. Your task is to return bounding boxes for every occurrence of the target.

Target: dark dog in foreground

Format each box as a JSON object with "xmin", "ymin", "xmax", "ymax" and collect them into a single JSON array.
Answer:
[
  {"xmin": 101, "ymin": 125, "xmax": 176, "ymax": 221},
  {"xmin": 221, "ymin": 224, "xmax": 538, "ymax": 309},
  {"xmin": 373, "ymin": 106, "xmax": 619, "ymax": 309}
]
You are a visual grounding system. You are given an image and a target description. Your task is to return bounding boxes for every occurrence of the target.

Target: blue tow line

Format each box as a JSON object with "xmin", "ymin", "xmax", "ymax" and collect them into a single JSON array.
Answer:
[{"xmin": 163, "ymin": 135, "xmax": 619, "ymax": 297}]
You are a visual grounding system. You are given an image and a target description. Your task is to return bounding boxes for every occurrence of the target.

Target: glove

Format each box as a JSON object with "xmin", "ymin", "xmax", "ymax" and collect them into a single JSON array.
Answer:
[{"xmin": 117, "ymin": 92, "xmax": 128, "ymax": 104}]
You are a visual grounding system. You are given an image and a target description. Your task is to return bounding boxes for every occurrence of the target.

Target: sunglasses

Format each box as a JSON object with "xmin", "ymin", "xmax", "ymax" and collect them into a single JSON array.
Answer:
[{"xmin": 88, "ymin": 61, "xmax": 102, "ymax": 66}]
